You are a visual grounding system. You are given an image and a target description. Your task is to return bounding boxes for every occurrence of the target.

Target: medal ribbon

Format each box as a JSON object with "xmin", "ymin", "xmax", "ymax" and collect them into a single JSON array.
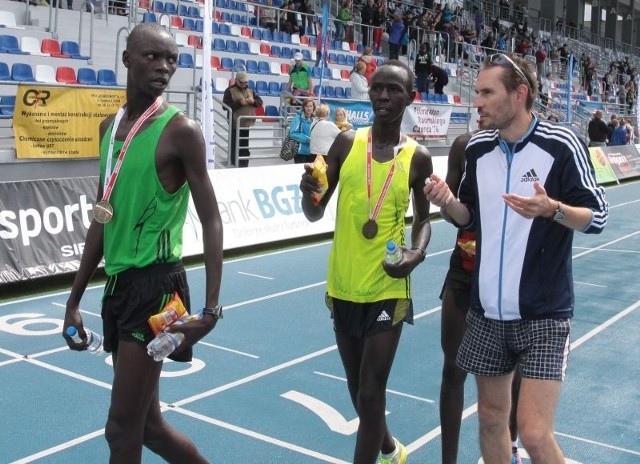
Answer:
[
  {"xmin": 366, "ymin": 128, "xmax": 404, "ymax": 223},
  {"xmin": 101, "ymin": 96, "xmax": 163, "ymax": 202}
]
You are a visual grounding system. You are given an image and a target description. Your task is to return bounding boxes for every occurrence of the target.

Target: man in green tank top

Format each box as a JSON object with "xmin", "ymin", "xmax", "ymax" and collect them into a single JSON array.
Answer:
[
  {"xmin": 63, "ymin": 23, "xmax": 223, "ymax": 463},
  {"xmin": 300, "ymin": 61, "xmax": 433, "ymax": 464}
]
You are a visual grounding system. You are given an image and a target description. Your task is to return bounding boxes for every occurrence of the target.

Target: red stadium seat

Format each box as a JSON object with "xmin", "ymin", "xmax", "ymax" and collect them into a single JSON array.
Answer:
[{"xmin": 56, "ymin": 66, "xmax": 77, "ymax": 84}]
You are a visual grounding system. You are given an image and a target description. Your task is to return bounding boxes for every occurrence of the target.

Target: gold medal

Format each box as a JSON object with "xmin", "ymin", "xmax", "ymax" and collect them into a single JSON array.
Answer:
[{"xmin": 94, "ymin": 200, "xmax": 114, "ymax": 224}]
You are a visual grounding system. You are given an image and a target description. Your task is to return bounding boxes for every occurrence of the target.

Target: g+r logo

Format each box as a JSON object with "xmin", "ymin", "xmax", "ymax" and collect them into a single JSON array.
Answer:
[{"xmin": 22, "ymin": 89, "xmax": 51, "ymax": 106}]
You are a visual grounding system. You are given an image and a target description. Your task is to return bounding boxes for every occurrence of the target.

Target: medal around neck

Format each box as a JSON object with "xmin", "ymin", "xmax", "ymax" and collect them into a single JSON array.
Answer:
[
  {"xmin": 362, "ymin": 219, "xmax": 378, "ymax": 239},
  {"xmin": 94, "ymin": 200, "xmax": 114, "ymax": 224}
]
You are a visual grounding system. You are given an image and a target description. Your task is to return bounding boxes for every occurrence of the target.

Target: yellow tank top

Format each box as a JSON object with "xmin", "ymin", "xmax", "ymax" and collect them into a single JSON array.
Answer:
[{"xmin": 327, "ymin": 127, "xmax": 417, "ymax": 302}]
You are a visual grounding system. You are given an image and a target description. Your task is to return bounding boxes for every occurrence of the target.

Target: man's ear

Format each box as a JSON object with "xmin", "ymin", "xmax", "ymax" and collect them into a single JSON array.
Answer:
[
  {"xmin": 122, "ymin": 50, "xmax": 130, "ymax": 68},
  {"xmin": 408, "ymin": 90, "xmax": 416, "ymax": 106}
]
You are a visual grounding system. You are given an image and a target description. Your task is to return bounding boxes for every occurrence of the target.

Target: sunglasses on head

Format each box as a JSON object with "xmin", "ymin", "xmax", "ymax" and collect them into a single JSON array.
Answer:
[{"xmin": 488, "ymin": 53, "xmax": 531, "ymax": 89}]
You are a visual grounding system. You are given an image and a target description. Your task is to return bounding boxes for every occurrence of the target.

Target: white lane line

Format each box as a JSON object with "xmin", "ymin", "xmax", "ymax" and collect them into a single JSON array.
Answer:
[
  {"xmin": 237, "ymin": 271, "xmax": 274, "ymax": 280},
  {"xmin": 10, "ymin": 429, "xmax": 106, "ymax": 464},
  {"xmin": 574, "ymin": 281, "xmax": 607, "ymax": 288},
  {"xmin": 573, "ymin": 231, "xmax": 640, "ymax": 259},
  {"xmin": 171, "ymin": 405, "xmax": 351, "ymax": 464},
  {"xmin": 555, "ymin": 431, "xmax": 640, "ymax": 456},
  {"xmin": 314, "ymin": 371, "xmax": 435, "ymax": 403}
]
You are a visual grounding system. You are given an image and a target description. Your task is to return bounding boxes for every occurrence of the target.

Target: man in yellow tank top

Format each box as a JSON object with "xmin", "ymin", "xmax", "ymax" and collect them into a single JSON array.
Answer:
[
  {"xmin": 63, "ymin": 24, "xmax": 223, "ymax": 463},
  {"xmin": 300, "ymin": 61, "xmax": 434, "ymax": 464}
]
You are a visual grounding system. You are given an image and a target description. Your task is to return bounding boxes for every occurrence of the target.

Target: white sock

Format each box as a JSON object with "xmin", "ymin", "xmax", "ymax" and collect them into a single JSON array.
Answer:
[{"xmin": 382, "ymin": 439, "xmax": 398, "ymax": 458}]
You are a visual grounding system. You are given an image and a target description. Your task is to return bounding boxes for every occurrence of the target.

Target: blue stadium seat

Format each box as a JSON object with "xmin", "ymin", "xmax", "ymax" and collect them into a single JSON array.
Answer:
[
  {"xmin": 187, "ymin": 6, "xmax": 200, "ymax": 17},
  {"xmin": 337, "ymin": 54, "xmax": 347, "ymax": 65},
  {"xmin": 257, "ymin": 60, "xmax": 271, "ymax": 74},
  {"xmin": 281, "ymin": 32, "xmax": 291, "ymax": 44},
  {"xmin": 265, "ymin": 105, "xmax": 279, "ymax": 116},
  {"xmin": 270, "ymin": 45, "xmax": 281, "ymax": 57},
  {"xmin": 328, "ymin": 52, "xmax": 338, "ymax": 63},
  {"xmin": 335, "ymin": 86, "xmax": 346, "ymax": 99},
  {"xmin": 261, "ymin": 29, "xmax": 273, "ymax": 41},
  {"xmin": 226, "ymin": 39, "xmax": 238, "ymax": 53},
  {"xmin": 178, "ymin": 4, "xmax": 188, "ymax": 16},
  {"xmin": 230, "ymin": 13, "xmax": 241, "ymax": 24},
  {"xmin": 11, "ymin": 62, "xmax": 35, "ymax": 82},
  {"xmin": 221, "ymin": 11, "xmax": 231, "ymax": 22},
  {"xmin": 163, "ymin": 2, "xmax": 176, "ymax": 14},
  {"xmin": 312, "ymin": 67, "xmax": 321, "ymax": 79},
  {"xmin": 345, "ymin": 55, "xmax": 355, "ymax": 66},
  {"xmin": 142, "ymin": 11, "xmax": 157, "ymax": 22},
  {"xmin": 182, "ymin": 18, "xmax": 196, "ymax": 30},
  {"xmin": 215, "ymin": 0, "xmax": 227, "ymax": 8},
  {"xmin": 213, "ymin": 38, "xmax": 226, "ymax": 51},
  {"xmin": 268, "ymin": 81, "xmax": 280, "ymax": 96},
  {"xmin": 97, "ymin": 69, "xmax": 118, "ymax": 86},
  {"xmin": 324, "ymin": 86, "xmax": 336, "ymax": 98},
  {"xmin": 220, "ymin": 57, "xmax": 234, "ymax": 70},
  {"xmin": 302, "ymin": 49, "xmax": 311, "ymax": 61},
  {"xmin": 345, "ymin": 87, "xmax": 352, "ymax": 99},
  {"xmin": 272, "ymin": 30, "xmax": 282, "ymax": 42},
  {"xmin": 279, "ymin": 82, "xmax": 288, "ymax": 93},
  {"xmin": 245, "ymin": 60, "xmax": 258, "ymax": 74},
  {"xmin": 152, "ymin": 0, "xmax": 164, "ymax": 12},
  {"xmin": 77, "ymin": 67, "xmax": 97, "ymax": 85},
  {"xmin": 0, "ymin": 95, "xmax": 15, "ymax": 118},
  {"xmin": 218, "ymin": 23, "xmax": 231, "ymax": 36},
  {"xmin": 237, "ymin": 41, "xmax": 250, "ymax": 55},
  {"xmin": 0, "ymin": 35, "xmax": 28, "ymax": 54},
  {"xmin": 0, "ymin": 61, "xmax": 11, "ymax": 81},
  {"xmin": 61, "ymin": 41, "xmax": 90, "ymax": 60},
  {"xmin": 281, "ymin": 47, "xmax": 292, "ymax": 59},
  {"xmin": 233, "ymin": 58, "xmax": 246, "ymax": 70},
  {"xmin": 247, "ymin": 79, "xmax": 255, "ymax": 90},
  {"xmin": 308, "ymin": 36, "xmax": 316, "ymax": 46},
  {"xmin": 255, "ymin": 80, "xmax": 268, "ymax": 95},
  {"xmin": 177, "ymin": 52, "xmax": 194, "ymax": 68},
  {"xmin": 195, "ymin": 20, "xmax": 204, "ymax": 33},
  {"xmin": 252, "ymin": 28, "xmax": 262, "ymax": 40}
]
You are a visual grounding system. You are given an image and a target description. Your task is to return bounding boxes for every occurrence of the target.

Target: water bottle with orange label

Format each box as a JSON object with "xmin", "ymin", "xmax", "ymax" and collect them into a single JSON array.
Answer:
[{"xmin": 147, "ymin": 292, "xmax": 187, "ymax": 335}]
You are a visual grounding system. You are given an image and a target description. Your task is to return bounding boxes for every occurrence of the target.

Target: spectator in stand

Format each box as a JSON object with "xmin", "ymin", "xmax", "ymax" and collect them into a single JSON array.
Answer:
[
  {"xmin": 288, "ymin": 52, "xmax": 314, "ymax": 104},
  {"xmin": 388, "ymin": 15, "xmax": 405, "ymax": 60},
  {"xmin": 430, "ymin": 64, "xmax": 449, "ymax": 95},
  {"xmin": 357, "ymin": 47, "xmax": 378, "ymax": 84},
  {"xmin": 607, "ymin": 115, "xmax": 618, "ymax": 144},
  {"xmin": 360, "ymin": 0, "xmax": 375, "ymax": 47},
  {"xmin": 535, "ymin": 44, "xmax": 546, "ymax": 83},
  {"xmin": 442, "ymin": 2, "xmax": 453, "ymax": 23},
  {"xmin": 587, "ymin": 110, "xmax": 608, "ymax": 147},
  {"xmin": 610, "ymin": 117, "xmax": 629, "ymax": 146},
  {"xmin": 259, "ymin": 0, "xmax": 278, "ymax": 33},
  {"xmin": 350, "ymin": 61, "xmax": 370, "ymax": 100},
  {"xmin": 474, "ymin": 6, "xmax": 484, "ymax": 38},
  {"xmin": 335, "ymin": 0, "xmax": 352, "ymax": 42},
  {"xmin": 298, "ymin": 0, "xmax": 314, "ymax": 37},
  {"xmin": 223, "ymin": 71, "xmax": 263, "ymax": 168},
  {"xmin": 333, "ymin": 107, "xmax": 353, "ymax": 131},
  {"xmin": 310, "ymin": 104, "xmax": 341, "ymax": 160},
  {"xmin": 281, "ymin": 0, "xmax": 299, "ymax": 34},
  {"xmin": 372, "ymin": 3, "xmax": 387, "ymax": 55},
  {"xmin": 289, "ymin": 98, "xmax": 316, "ymax": 164},
  {"xmin": 315, "ymin": 28, "xmax": 330, "ymax": 68},
  {"xmin": 481, "ymin": 31, "xmax": 496, "ymax": 52},
  {"xmin": 415, "ymin": 42, "xmax": 432, "ymax": 94}
]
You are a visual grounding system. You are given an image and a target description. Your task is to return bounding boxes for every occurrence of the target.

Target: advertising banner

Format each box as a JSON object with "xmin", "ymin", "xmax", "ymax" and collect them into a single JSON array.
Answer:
[
  {"xmin": 13, "ymin": 84, "xmax": 125, "ymax": 159},
  {"xmin": 606, "ymin": 144, "xmax": 640, "ymax": 180},
  {"xmin": 588, "ymin": 146, "xmax": 618, "ymax": 185}
]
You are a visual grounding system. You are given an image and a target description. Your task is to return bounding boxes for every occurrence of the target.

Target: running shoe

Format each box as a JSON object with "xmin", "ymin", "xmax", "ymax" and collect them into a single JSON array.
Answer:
[
  {"xmin": 379, "ymin": 438, "xmax": 407, "ymax": 464},
  {"xmin": 512, "ymin": 447, "xmax": 522, "ymax": 464}
]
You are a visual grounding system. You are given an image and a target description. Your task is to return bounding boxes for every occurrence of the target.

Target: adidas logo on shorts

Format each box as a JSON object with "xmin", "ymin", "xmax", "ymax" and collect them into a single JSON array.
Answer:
[{"xmin": 377, "ymin": 310, "xmax": 391, "ymax": 322}]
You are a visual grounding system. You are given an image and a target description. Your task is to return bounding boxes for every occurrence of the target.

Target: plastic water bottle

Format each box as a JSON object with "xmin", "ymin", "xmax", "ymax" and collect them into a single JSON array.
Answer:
[
  {"xmin": 385, "ymin": 241, "xmax": 403, "ymax": 265},
  {"xmin": 147, "ymin": 332, "xmax": 185, "ymax": 362},
  {"xmin": 66, "ymin": 326, "xmax": 104, "ymax": 356}
]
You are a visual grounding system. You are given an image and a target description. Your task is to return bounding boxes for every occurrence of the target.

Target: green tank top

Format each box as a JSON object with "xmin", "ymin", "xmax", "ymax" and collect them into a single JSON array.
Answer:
[
  {"xmin": 327, "ymin": 127, "xmax": 417, "ymax": 302},
  {"xmin": 99, "ymin": 105, "xmax": 189, "ymax": 276}
]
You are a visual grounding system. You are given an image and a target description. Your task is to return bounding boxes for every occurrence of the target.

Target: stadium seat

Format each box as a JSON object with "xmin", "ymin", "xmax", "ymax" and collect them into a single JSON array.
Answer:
[
  {"xmin": 302, "ymin": 49, "xmax": 311, "ymax": 61},
  {"xmin": 163, "ymin": 1, "xmax": 176, "ymax": 14},
  {"xmin": 345, "ymin": 87, "xmax": 352, "ymax": 99},
  {"xmin": 0, "ymin": 10, "xmax": 20, "ymax": 28},
  {"xmin": 345, "ymin": 55, "xmax": 355, "ymax": 66},
  {"xmin": 213, "ymin": 77, "xmax": 228, "ymax": 93},
  {"xmin": 337, "ymin": 54, "xmax": 346, "ymax": 65},
  {"xmin": 97, "ymin": 68, "xmax": 118, "ymax": 86},
  {"xmin": 177, "ymin": 52, "xmax": 194, "ymax": 68},
  {"xmin": 174, "ymin": 32, "xmax": 189, "ymax": 47},
  {"xmin": 268, "ymin": 81, "xmax": 280, "ymax": 96},
  {"xmin": 61, "ymin": 41, "xmax": 90, "ymax": 60},
  {"xmin": 335, "ymin": 86, "xmax": 346, "ymax": 99},
  {"xmin": 142, "ymin": 11, "xmax": 157, "ymax": 22},
  {"xmin": 300, "ymin": 35, "xmax": 309, "ymax": 46},
  {"xmin": 213, "ymin": 38, "xmax": 226, "ymax": 51},
  {"xmin": 0, "ymin": 95, "xmax": 15, "ymax": 118},
  {"xmin": 255, "ymin": 80, "xmax": 268, "ymax": 95},
  {"xmin": 220, "ymin": 57, "xmax": 234, "ymax": 70},
  {"xmin": 21, "ymin": 36, "xmax": 46, "ymax": 56},
  {"xmin": 210, "ymin": 55, "xmax": 221, "ymax": 70},
  {"xmin": 183, "ymin": 17, "xmax": 197, "ymax": 30},
  {"xmin": 138, "ymin": 0, "xmax": 150, "ymax": 9},
  {"xmin": 312, "ymin": 67, "xmax": 321, "ymax": 79},
  {"xmin": 35, "ymin": 64, "xmax": 57, "ymax": 83},
  {"xmin": 152, "ymin": 0, "xmax": 164, "ymax": 12},
  {"xmin": 233, "ymin": 58, "xmax": 245, "ymax": 70},
  {"xmin": 41, "ymin": 39, "xmax": 70, "ymax": 58},
  {"xmin": 55, "ymin": 66, "xmax": 77, "ymax": 84},
  {"xmin": 340, "ymin": 69, "xmax": 350, "ymax": 81},
  {"xmin": 248, "ymin": 42, "xmax": 260, "ymax": 54},
  {"xmin": 252, "ymin": 28, "xmax": 262, "ymax": 40},
  {"xmin": 170, "ymin": 15, "xmax": 184, "ymax": 29},
  {"xmin": 11, "ymin": 63, "xmax": 34, "ymax": 82},
  {"xmin": 328, "ymin": 52, "xmax": 338, "ymax": 63},
  {"xmin": 225, "ymin": 39, "xmax": 238, "ymax": 53},
  {"xmin": 240, "ymin": 26, "xmax": 251, "ymax": 38},
  {"xmin": 195, "ymin": 20, "xmax": 204, "ymax": 33},
  {"xmin": 187, "ymin": 6, "xmax": 201, "ymax": 18},
  {"xmin": 0, "ymin": 35, "xmax": 28, "ymax": 54},
  {"xmin": 265, "ymin": 105, "xmax": 279, "ymax": 116},
  {"xmin": 259, "ymin": 43, "xmax": 270, "ymax": 56},
  {"xmin": 187, "ymin": 34, "xmax": 202, "ymax": 48},
  {"xmin": 77, "ymin": 67, "xmax": 98, "ymax": 85},
  {"xmin": 261, "ymin": 29, "xmax": 272, "ymax": 41},
  {"xmin": 269, "ymin": 61, "xmax": 280, "ymax": 75},
  {"xmin": 245, "ymin": 60, "xmax": 258, "ymax": 74},
  {"xmin": 0, "ymin": 61, "xmax": 10, "ymax": 81},
  {"xmin": 324, "ymin": 86, "xmax": 336, "ymax": 98},
  {"xmin": 280, "ymin": 63, "xmax": 290, "ymax": 75},
  {"xmin": 257, "ymin": 60, "xmax": 270, "ymax": 74},
  {"xmin": 237, "ymin": 41, "xmax": 250, "ymax": 55},
  {"xmin": 270, "ymin": 45, "xmax": 282, "ymax": 57}
]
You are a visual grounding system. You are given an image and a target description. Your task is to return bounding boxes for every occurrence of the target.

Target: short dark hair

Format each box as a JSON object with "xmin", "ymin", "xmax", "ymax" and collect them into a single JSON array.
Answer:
[
  {"xmin": 377, "ymin": 60, "xmax": 415, "ymax": 93},
  {"xmin": 484, "ymin": 53, "xmax": 538, "ymax": 110}
]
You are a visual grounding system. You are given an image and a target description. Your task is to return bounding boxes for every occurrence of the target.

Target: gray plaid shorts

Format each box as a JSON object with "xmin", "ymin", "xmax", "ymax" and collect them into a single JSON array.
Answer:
[{"xmin": 457, "ymin": 310, "xmax": 572, "ymax": 380}]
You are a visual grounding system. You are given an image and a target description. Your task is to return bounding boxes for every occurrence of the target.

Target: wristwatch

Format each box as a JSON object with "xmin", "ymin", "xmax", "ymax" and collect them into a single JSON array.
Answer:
[
  {"xmin": 552, "ymin": 201, "xmax": 565, "ymax": 221},
  {"xmin": 203, "ymin": 304, "xmax": 223, "ymax": 320}
]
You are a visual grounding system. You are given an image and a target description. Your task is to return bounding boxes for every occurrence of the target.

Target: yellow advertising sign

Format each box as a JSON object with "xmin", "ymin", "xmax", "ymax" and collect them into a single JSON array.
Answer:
[{"xmin": 13, "ymin": 84, "xmax": 125, "ymax": 159}]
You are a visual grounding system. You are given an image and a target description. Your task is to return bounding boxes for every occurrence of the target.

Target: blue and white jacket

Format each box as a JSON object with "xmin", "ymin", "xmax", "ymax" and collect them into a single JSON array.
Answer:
[{"xmin": 459, "ymin": 118, "xmax": 608, "ymax": 321}]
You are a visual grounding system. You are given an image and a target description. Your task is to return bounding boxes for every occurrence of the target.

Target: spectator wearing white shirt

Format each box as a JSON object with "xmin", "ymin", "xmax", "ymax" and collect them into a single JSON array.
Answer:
[
  {"xmin": 310, "ymin": 104, "xmax": 341, "ymax": 159},
  {"xmin": 350, "ymin": 61, "xmax": 370, "ymax": 100}
]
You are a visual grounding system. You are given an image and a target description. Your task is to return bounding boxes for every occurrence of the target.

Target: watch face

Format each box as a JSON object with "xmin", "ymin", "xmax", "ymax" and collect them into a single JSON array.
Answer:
[{"xmin": 554, "ymin": 210, "xmax": 565, "ymax": 221}]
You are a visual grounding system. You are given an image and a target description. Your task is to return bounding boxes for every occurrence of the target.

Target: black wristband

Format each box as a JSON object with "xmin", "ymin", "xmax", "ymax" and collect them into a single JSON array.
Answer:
[{"xmin": 202, "ymin": 304, "xmax": 223, "ymax": 319}]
